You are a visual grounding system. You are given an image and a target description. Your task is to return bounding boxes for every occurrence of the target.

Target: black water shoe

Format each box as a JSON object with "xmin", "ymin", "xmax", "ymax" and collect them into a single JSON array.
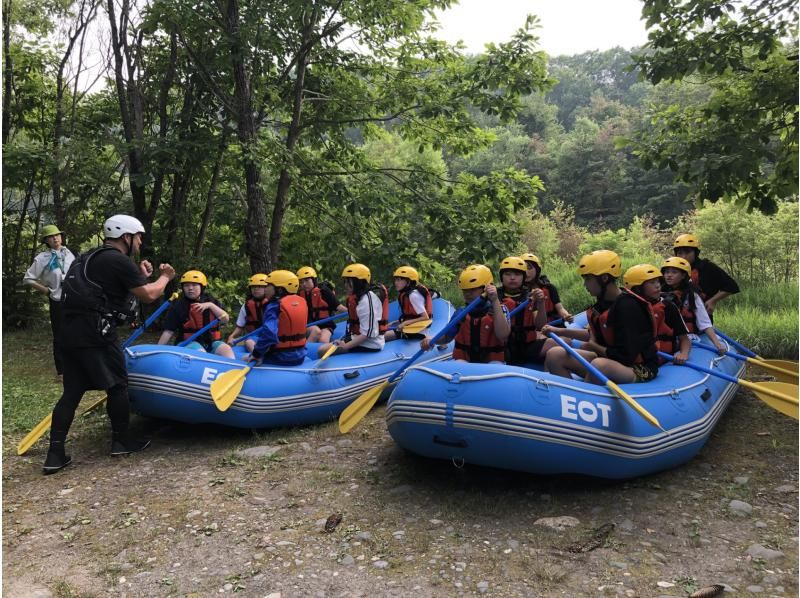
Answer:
[
  {"xmin": 110, "ymin": 438, "xmax": 151, "ymax": 456},
  {"xmin": 43, "ymin": 451, "xmax": 72, "ymax": 475}
]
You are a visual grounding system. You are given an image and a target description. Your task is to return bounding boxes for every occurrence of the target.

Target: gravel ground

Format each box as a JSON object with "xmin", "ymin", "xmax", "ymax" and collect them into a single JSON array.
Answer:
[{"xmin": 3, "ymin": 372, "xmax": 798, "ymax": 598}]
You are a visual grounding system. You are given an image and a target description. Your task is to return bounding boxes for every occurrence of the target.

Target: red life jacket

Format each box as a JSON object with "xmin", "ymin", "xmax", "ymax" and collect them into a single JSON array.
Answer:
[
  {"xmin": 244, "ymin": 297, "xmax": 268, "ymax": 332},
  {"xmin": 301, "ymin": 286, "xmax": 332, "ymax": 324},
  {"xmin": 588, "ymin": 289, "xmax": 656, "ymax": 365},
  {"xmin": 181, "ymin": 301, "xmax": 221, "ymax": 342},
  {"xmin": 453, "ymin": 307, "xmax": 505, "ymax": 363},
  {"xmin": 273, "ymin": 295, "xmax": 308, "ymax": 352},
  {"xmin": 398, "ymin": 284, "xmax": 433, "ymax": 321},
  {"xmin": 689, "ymin": 268, "xmax": 707, "ymax": 300},
  {"xmin": 500, "ymin": 291, "xmax": 538, "ymax": 344},
  {"xmin": 667, "ymin": 289, "xmax": 697, "ymax": 333},
  {"xmin": 347, "ymin": 287, "xmax": 389, "ymax": 336},
  {"xmin": 651, "ymin": 300, "xmax": 676, "ymax": 359}
]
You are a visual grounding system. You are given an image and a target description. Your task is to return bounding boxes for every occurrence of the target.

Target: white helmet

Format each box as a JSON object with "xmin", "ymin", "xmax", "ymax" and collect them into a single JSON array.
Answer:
[{"xmin": 103, "ymin": 214, "xmax": 145, "ymax": 239}]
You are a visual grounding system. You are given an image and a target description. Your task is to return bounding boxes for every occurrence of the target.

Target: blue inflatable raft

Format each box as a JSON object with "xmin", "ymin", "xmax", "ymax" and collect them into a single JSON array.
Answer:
[
  {"xmin": 126, "ymin": 298, "xmax": 455, "ymax": 428},
  {"xmin": 385, "ymin": 332, "xmax": 745, "ymax": 479}
]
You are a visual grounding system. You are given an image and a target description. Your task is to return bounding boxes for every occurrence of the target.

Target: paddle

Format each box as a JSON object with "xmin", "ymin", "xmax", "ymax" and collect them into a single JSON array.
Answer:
[
  {"xmin": 547, "ymin": 333, "xmax": 666, "ymax": 432},
  {"xmin": 178, "ymin": 318, "xmax": 221, "ymax": 347},
  {"xmin": 692, "ymin": 341, "xmax": 798, "ymax": 385},
  {"xmin": 339, "ymin": 294, "xmax": 487, "ymax": 434},
  {"xmin": 714, "ymin": 328, "xmax": 798, "ymax": 376},
  {"xmin": 210, "ymin": 365, "xmax": 251, "ymax": 412},
  {"xmin": 17, "ymin": 292, "xmax": 180, "ymax": 456},
  {"xmin": 657, "ymin": 351, "xmax": 799, "ymax": 421},
  {"xmin": 391, "ymin": 319, "xmax": 432, "ymax": 335}
]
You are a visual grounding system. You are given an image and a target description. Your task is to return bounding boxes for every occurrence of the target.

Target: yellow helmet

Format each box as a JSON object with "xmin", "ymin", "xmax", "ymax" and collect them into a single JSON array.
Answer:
[
  {"xmin": 180, "ymin": 270, "xmax": 208, "ymax": 287},
  {"xmin": 458, "ymin": 264, "xmax": 493, "ymax": 290},
  {"xmin": 341, "ymin": 263, "xmax": 371, "ymax": 282},
  {"xmin": 623, "ymin": 264, "xmax": 661, "ymax": 289},
  {"xmin": 499, "ymin": 256, "xmax": 527, "ymax": 274},
  {"xmin": 393, "ymin": 266, "xmax": 419, "ymax": 282},
  {"xmin": 577, "ymin": 250, "xmax": 621, "ymax": 278},
  {"xmin": 268, "ymin": 269, "xmax": 300, "ymax": 293},
  {"xmin": 248, "ymin": 273, "xmax": 269, "ymax": 287},
  {"xmin": 673, "ymin": 234, "xmax": 701, "ymax": 252},
  {"xmin": 520, "ymin": 253, "xmax": 542, "ymax": 270},
  {"xmin": 661, "ymin": 257, "xmax": 692, "ymax": 276},
  {"xmin": 296, "ymin": 266, "xmax": 317, "ymax": 280}
]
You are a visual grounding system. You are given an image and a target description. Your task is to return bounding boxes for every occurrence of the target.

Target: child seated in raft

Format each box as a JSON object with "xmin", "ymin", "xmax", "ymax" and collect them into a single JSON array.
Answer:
[
  {"xmin": 520, "ymin": 253, "xmax": 573, "ymax": 326},
  {"xmin": 623, "ymin": 264, "xmax": 691, "ymax": 365},
  {"xmin": 384, "ymin": 265, "xmax": 432, "ymax": 342},
  {"xmin": 158, "ymin": 270, "xmax": 235, "ymax": 358},
  {"xmin": 420, "ymin": 264, "xmax": 510, "ymax": 364},
  {"xmin": 544, "ymin": 250, "xmax": 659, "ymax": 384},
  {"xmin": 246, "ymin": 270, "xmax": 308, "ymax": 366},
  {"xmin": 226, "ymin": 273, "xmax": 273, "ymax": 353},
  {"xmin": 660, "ymin": 257, "xmax": 727, "ymax": 354},
  {"xmin": 496, "ymin": 256, "xmax": 558, "ymax": 365},
  {"xmin": 317, "ymin": 263, "xmax": 386, "ymax": 357},
  {"xmin": 296, "ymin": 266, "xmax": 346, "ymax": 343}
]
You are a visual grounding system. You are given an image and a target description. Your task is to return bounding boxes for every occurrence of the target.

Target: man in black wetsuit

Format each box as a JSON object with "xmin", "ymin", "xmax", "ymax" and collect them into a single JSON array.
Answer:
[{"xmin": 44, "ymin": 215, "xmax": 176, "ymax": 475}]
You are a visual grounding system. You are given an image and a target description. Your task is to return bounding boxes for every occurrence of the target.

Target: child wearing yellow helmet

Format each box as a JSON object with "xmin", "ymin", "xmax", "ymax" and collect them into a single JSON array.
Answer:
[
  {"xmin": 624, "ymin": 264, "xmax": 691, "ymax": 365},
  {"xmin": 296, "ymin": 266, "xmax": 346, "ymax": 343},
  {"xmin": 520, "ymin": 253, "xmax": 573, "ymax": 326},
  {"xmin": 158, "ymin": 270, "xmax": 234, "ymax": 358},
  {"xmin": 672, "ymin": 233, "xmax": 739, "ymax": 318},
  {"xmin": 496, "ymin": 256, "xmax": 558, "ymax": 365},
  {"xmin": 420, "ymin": 265, "xmax": 510, "ymax": 363},
  {"xmin": 545, "ymin": 251, "xmax": 659, "ymax": 384},
  {"xmin": 317, "ymin": 264, "xmax": 387, "ymax": 358},
  {"xmin": 226, "ymin": 274, "xmax": 274, "ymax": 352},
  {"xmin": 661, "ymin": 257, "xmax": 727, "ymax": 354},
  {"xmin": 385, "ymin": 265, "xmax": 433, "ymax": 341},
  {"xmin": 246, "ymin": 270, "xmax": 308, "ymax": 366}
]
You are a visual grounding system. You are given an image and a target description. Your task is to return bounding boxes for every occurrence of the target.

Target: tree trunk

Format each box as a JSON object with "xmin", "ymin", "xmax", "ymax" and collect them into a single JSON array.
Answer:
[
  {"xmin": 269, "ymin": 41, "xmax": 309, "ymax": 265},
  {"xmin": 225, "ymin": 0, "xmax": 270, "ymax": 273},
  {"xmin": 2, "ymin": 0, "xmax": 12, "ymax": 145},
  {"xmin": 194, "ymin": 130, "xmax": 229, "ymax": 257},
  {"xmin": 9, "ymin": 175, "xmax": 36, "ymax": 272}
]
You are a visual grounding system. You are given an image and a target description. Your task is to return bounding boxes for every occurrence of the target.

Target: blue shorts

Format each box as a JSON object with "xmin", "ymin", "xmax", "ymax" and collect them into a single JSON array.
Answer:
[{"xmin": 185, "ymin": 340, "xmax": 227, "ymax": 354}]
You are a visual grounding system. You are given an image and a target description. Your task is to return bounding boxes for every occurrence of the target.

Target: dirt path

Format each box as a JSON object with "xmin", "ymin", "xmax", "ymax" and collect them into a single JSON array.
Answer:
[{"xmin": 3, "ymin": 381, "xmax": 797, "ymax": 597}]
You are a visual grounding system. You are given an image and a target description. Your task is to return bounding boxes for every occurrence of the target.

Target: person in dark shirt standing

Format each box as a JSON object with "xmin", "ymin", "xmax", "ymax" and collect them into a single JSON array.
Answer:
[
  {"xmin": 673, "ymin": 234, "xmax": 739, "ymax": 318},
  {"xmin": 44, "ymin": 215, "xmax": 176, "ymax": 475}
]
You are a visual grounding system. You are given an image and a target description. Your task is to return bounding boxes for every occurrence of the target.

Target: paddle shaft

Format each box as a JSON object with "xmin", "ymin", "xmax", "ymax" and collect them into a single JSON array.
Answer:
[
  {"xmin": 178, "ymin": 319, "xmax": 220, "ymax": 347},
  {"xmin": 692, "ymin": 342, "xmax": 797, "ymax": 378},
  {"xmin": 714, "ymin": 328, "xmax": 760, "ymax": 359},
  {"xmin": 657, "ymin": 351, "xmax": 798, "ymax": 404},
  {"xmin": 124, "ymin": 293, "xmax": 178, "ymax": 346},
  {"xmin": 548, "ymin": 332, "xmax": 665, "ymax": 431}
]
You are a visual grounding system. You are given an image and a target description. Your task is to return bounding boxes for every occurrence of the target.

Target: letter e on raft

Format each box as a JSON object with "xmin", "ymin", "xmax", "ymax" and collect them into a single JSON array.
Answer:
[
  {"xmin": 560, "ymin": 394, "xmax": 611, "ymax": 428},
  {"xmin": 201, "ymin": 367, "xmax": 219, "ymax": 385}
]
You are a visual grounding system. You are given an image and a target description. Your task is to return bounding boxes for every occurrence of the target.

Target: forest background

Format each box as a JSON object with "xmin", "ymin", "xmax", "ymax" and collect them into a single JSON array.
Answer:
[{"xmin": 2, "ymin": 0, "xmax": 798, "ymax": 357}]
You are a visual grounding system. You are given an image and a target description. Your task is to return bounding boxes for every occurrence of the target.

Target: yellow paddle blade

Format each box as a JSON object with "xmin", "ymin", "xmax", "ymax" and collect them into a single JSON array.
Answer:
[
  {"xmin": 338, "ymin": 382, "xmax": 388, "ymax": 434},
  {"xmin": 17, "ymin": 413, "xmax": 53, "ymax": 456},
  {"xmin": 401, "ymin": 319, "xmax": 432, "ymax": 334},
  {"xmin": 741, "ymin": 380, "xmax": 799, "ymax": 420},
  {"xmin": 754, "ymin": 359, "xmax": 798, "ymax": 383},
  {"xmin": 606, "ymin": 380, "xmax": 666, "ymax": 433},
  {"xmin": 319, "ymin": 344, "xmax": 338, "ymax": 363},
  {"xmin": 211, "ymin": 367, "xmax": 250, "ymax": 412}
]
